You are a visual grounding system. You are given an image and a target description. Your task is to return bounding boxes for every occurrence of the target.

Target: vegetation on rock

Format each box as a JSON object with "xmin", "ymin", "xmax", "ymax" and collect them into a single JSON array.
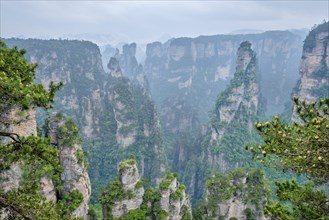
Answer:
[
  {"xmin": 0, "ymin": 40, "xmax": 85, "ymax": 219},
  {"xmin": 194, "ymin": 168, "xmax": 270, "ymax": 219}
]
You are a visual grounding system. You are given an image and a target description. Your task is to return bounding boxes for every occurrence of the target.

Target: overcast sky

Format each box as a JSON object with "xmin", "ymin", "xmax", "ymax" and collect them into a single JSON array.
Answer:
[{"xmin": 1, "ymin": 1, "xmax": 328, "ymax": 45}]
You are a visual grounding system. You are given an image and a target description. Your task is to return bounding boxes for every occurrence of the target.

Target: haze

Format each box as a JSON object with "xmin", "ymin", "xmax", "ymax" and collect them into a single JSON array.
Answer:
[{"xmin": 1, "ymin": 1, "xmax": 328, "ymax": 44}]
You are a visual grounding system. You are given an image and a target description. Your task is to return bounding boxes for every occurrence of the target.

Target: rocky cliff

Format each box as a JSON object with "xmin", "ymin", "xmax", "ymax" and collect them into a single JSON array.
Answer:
[
  {"xmin": 178, "ymin": 41, "xmax": 262, "ymax": 201},
  {"xmin": 143, "ymin": 32, "xmax": 304, "ymax": 194},
  {"xmin": 211, "ymin": 41, "xmax": 260, "ymax": 133},
  {"xmin": 101, "ymin": 159, "xmax": 192, "ymax": 220},
  {"xmin": 294, "ymin": 22, "xmax": 329, "ymax": 101},
  {"xmin": 158, "ymin": 173, "xmax": 192, "ymax": 220},
  {"xmin": 4, "ymin": 38, "xmax": 106, "ymax": 139},
  {"xmin": 102, "ymin": 159, "xmax": 144, "ymax": 219},
  {"xmin": 115, "ymin": 43, "xmax": 151, "ymax": 94},
  {"xmin": 94, "ymin": 57, "xmax": 166, "ymax": 186},
  {"xmin": 145, "ymin": 30, "xmax": 304, "ymax": 127},
  {"xmin": 210, "ymin": 39, "xmax": 259, "ymax": 165},
  {"xmin": 0, "ymin": 108, "xmax": 37, "ymax": 192},
  {"xmin": 195, "ymin": 168, "xmax": 269, "ymax": 220},
  {"xmin": 3, "ymin": 39, "xmax": 167, "ymax": 202},
  {"xmin": 46, "ymin": 112, "xmax": 91, "ymax": 218},
  {"xmin": 0, "ymin": 108, "xmax": 91, "ymax": 218}
]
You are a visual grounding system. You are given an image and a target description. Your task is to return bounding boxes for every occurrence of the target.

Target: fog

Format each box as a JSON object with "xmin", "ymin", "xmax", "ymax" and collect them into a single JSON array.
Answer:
[{"xmin": 1, "ymin": 1, "xmax": 328, "ymax": 44}]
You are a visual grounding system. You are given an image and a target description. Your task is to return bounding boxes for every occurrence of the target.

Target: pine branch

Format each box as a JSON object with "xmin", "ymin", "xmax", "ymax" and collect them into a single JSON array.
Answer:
[{"xmin": 0, "ymin": 131, "xmax": 21, "ymax": 143}]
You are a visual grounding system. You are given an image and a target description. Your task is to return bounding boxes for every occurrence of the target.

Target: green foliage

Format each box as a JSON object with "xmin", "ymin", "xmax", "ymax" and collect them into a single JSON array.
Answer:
[
  {"xmin": 156, "ymin": 210, "xmax": 169, "ymax": 220},
  {"xmin": 87, "ymin": 76, "xmax": 167, "ymax": 204},
  {"xmin": 244, "ymin": 208, "xmax": 256, "ymax": 220},
  {"xmin": 195, "ymin": 168, "xmax": 270, "ymax": 219},
  {"xmin": 170, "ymin": 184, "xmax": 185, "ymax": 200},
  {"xmin": 59, "ymin": 190, "xmax": 84, "ymax": 216},
  {"xmin": 119, "ymin": 209, "xmax": 147, "ymax": 220},
  {"xmin": 0, "ymin": 41, "xmax": 83, "ymax": 219},
  {"xmin": 119, "ymin": 159, "xmax": 136, "ymax": 174},
  {"xmin": 159, "ymin": 173, "xmax": 176, "ymax": 190},
  {"xmin": 249, "ymin": 97, "xmax": 329, "ymax": 219},
  {"xmin": 244, "ymin": 169, "xmax": 270, "ymax": 209},
  {"xmin": 0, "ymin": 40, "xmax": 62, "ymax": 111},
  {"xmin": 249, "ymin": 97, "xmax": 329, "ymax": 182},
  {"xmin": 0, "ymin": 135, "xmax": 61, "ymax": 171},
  {"xmin": 181, "ymin": 206, "xmax": 193, "ymax": 220},
  {"xmin": 87, "ymin": 207, "xmax": 98, "ymax": 220},
  {"xmin": 0, "ymin": 188, "xmax": 60, "ymax": 219},
  {"xmin": 136, "ymin": 180, "xmax": 143, "ymax": 189},
  {"xmin": 0, "ymin": 114, "xmax": 83, "ymax": 219},
  {"xmin": 58, "ymin": 118, "xmax": 82, "ymax": 146},
  {"xmin": 88, "ymin": 203, "xmax": 102, "ymax": 220},
  {"xmin": 265, "ymin": 180, "xmax": 329, "ymax": 220},
  {"xmin": 76, "ymin": 149, "xmax": 87, "ymax": 167},
  {"xmin": 100, "ymin": 167, "xmax": 191, "ymax": 220},
  {"xmin": 206, "ymin": 173, "xmax": 234, "ymax": 202},
  {"xmin": 99, "ymin": 178, "xmax": 133, "ymax": 208}
]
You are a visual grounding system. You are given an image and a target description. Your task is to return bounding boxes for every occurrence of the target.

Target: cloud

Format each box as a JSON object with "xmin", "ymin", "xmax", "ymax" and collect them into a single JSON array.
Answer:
[{"xmin": 1, "ymin": 1, "xmax": 328, "ymax": 44}]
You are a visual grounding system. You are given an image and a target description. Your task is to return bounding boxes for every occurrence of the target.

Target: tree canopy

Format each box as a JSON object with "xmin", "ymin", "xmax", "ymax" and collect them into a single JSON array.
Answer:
[
  {"xmin": 248, "ymin": 96, "xmax": 329, "ymax": 219},
  {"xmin": 0, "ymin": 40, "xmax": 83, "ymax": 219},
  {"xmin": 249, "ymin": 96, "xmax": 329, "ymax": 183},
  {"xmin": 0, "ymin": 40, "xmax": 62, "ymax": 113}
]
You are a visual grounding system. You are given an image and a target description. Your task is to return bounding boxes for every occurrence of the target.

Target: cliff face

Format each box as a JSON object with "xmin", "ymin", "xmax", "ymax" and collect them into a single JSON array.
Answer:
[
  {"xmin": 101, "ymin": 160, "xmax": 192, "ymax": 220},
  {"xmin": 180, "ymin": 41, "xmax": 262, "ymax": 201},
  {"xmin": 294, "ymin": 22, "xmax": 329, "ymax": 101},
  {"xmin": 0, "ymin": 108, "xmax": 91, "ymax": 218},
  {"xmin": 144, "ymin": 32, "xmax": 304, "ymax": 196},
  {"xmin": 196, "ymin": 169, "xmax": 269, "ymax": 220},
  {"xmin": 117, "ymin": 43, "xmax": 139, "ymax": 79},
  {"xmin": 100, "ymin": 58, "xmax": 166, "ymax": 183},
  {"xmin": 145, "ymin": 31, "xmax": 304, "ymax": 127},
  {"xmin": 115, "ymin": 43, "xmax": 151, "ymax": 95},
  {"xmin": 212, "ymin": 41, "xmax": 260, "ymax": 131},
  {"xmin": 158, "ymin": 174, "xmax": 192, "ymax": 220},
  {"xmin": 4, "ymin": 39, "xmax": 167, "ymax": 202},
  {"xmin": 208, "ymin": 41, "xmax": 259, "ymax": 169},
  {"xmin": 4, "ymin": 39, "xmax": 106, "ymax": 139},
  {"xmin": 46, "ymin": 113, "xmax": 91, "ymax": 218},
  {"xmin": 0, "ymin": 108, "xmax": 37, "ymax": 192},
  {"xmin": 102, "ymin": 160, "xmax": 144, "ymax": 219}
]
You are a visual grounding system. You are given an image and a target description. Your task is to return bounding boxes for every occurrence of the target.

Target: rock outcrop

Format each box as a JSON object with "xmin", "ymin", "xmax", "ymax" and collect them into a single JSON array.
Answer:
[
  {"xmin": 102, "ymin": 57, "xmax": 166, "ymax": 184},
  {"xmin": 4, "ymin": 39, "xmax": 106, "ymax": 139},
  {"xmin": 197, "ymin": 169, "xmax": 269, "ymax": 220},
  {"xmin": 102, "ymin": 159, "xmax": 144, "ymax": 219},
  {"xmin": 211, "ymin": 41, "xmax": 260, "ymax": 143},
  {"xmin": 294, "ymin": 21, "xmax": 329, "ymax": 102},
  {"xmin": 145, "ymin": 30, "xmax": 305, "ymax": 129},
  {"xmin": 158, "ymin": 174, "xmax": 192, "ymax": 220},
  {"xmin": 115, "ymin": 43, "xmax": 151, "ymax": 95},
  {"xmin": 179, "ymin": 41, "xmax": 262, "ymax": 200},
  {"xmin": 0, "ymin": 108, "xmax": 91, "ymax": 218},
  {"xmin": 0, "ymin": 108, "xmax": 37, "ymax": 192},
  {"xmin": 3, "ymin": 39, "xmax": 167, "ymax": 202},
  {"xmin": 143, "ymin": 32, "xmax": 304, "ymax": 202},
  {"xmin": 212, "ymin": 41, "xmax": 260, "ymax": 129},
  {"xmin": 118, "ymin": 43, "xmax": 139, "ymax": 79},
  {"xmin": 210, "ymin": 40, "xmax": 259, "ymax": 162},
  {"xmin": 46, "ymin": 112, "xmax": 91, "ymax": 218},
  {"xmin": 101, "ymin": 160, "xmax": 192, "ymax": 220}
]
